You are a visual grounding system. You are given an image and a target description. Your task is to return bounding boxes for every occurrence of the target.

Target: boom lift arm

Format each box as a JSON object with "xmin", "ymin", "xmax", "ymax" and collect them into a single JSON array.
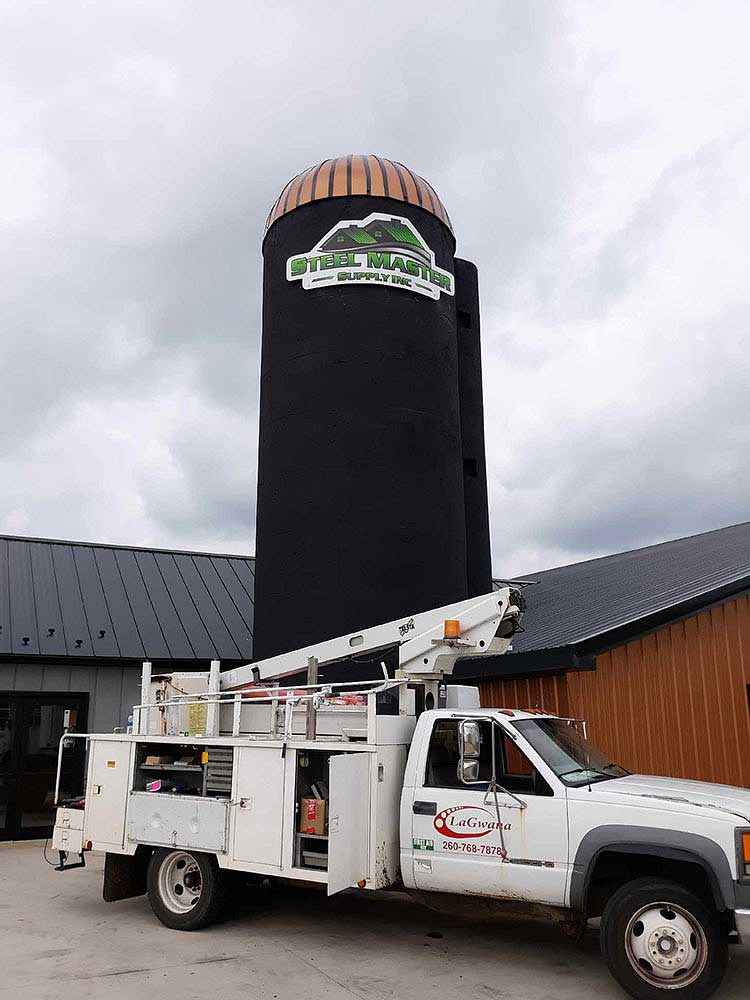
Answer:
[{"xmin": 220, "ymin": 587, "xmax": 524, "ymax": 690}]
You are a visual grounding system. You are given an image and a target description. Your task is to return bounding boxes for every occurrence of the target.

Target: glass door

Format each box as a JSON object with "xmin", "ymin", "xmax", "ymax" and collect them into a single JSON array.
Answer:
[
  {"xmin": 0, "ymin": 694, "xmax": 88, "ymax": 840},
  {"xmin": 0, "ymin": 700, "xmax": 18, "ymax": 838}
]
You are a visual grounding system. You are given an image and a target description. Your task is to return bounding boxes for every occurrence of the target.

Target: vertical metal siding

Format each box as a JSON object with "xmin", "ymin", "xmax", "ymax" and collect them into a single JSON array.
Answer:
[
  {"xmin": 1, "ymin": 661, "xmax": 139, "ymax": 732},
  {"xmin": 477, "ymin": 594, "xmax": 750, "ymax": 788},
  {"xmin": 564, "ymin": 594, "xmax": 750, "ymax": 787},
  {"xmin": 479, "ymin": 674, "xmax": 571, "ymax": 717}
]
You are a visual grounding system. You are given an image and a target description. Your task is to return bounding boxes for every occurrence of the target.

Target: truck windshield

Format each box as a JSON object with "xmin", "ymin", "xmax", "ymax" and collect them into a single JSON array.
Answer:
[{"xmin": 511, "ymin": 718, "xmax": 630, "ymax": 787}]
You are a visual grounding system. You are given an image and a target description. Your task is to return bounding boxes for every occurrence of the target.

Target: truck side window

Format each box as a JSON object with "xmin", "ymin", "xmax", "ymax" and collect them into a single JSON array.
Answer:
[
  {"xmin": 499, "ymin": 732, "xmax": 548, "ymax": 795},
  {"xmin": 425, "ymin": 719, "xmax": 462, "ymax": 787},
  {"xmin": 424, "ymin": 720, "xmax": 493, "ymax": 787},
  {"xmin": 425, "ymin": 719, "xmax": 552, "ymax": 795}
]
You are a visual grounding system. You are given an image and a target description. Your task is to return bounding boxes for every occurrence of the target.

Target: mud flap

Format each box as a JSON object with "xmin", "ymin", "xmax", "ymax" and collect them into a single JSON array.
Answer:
[{"xmin": 103, "ymin": 851, "xmax": 149, "ymax": 902}]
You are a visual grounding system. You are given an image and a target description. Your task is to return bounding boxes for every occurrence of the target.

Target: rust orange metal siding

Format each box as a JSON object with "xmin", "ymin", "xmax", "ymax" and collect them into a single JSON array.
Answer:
[
  {"xmin": 479, "ymin": 674, "xmax": 571, "ymax": 718},
  {"xmin": 479, "ymin": 593, "xmax": 750, "ymax": 788}
]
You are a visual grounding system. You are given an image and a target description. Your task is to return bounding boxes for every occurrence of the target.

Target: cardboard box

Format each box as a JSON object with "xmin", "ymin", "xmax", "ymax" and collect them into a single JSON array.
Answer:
[
  {"xmin": 300, "ymin": 797, "xmax": 327, "ymax": 835},
  {"xmin": 144, "ymin": 755, "xmax": 173, "ymax": 765}
]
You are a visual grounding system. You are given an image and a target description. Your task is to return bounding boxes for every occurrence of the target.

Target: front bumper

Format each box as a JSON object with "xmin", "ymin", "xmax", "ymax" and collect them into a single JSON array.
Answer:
[{"xmin": 735, "ymin": 909, "xmax": 750, "ymax": 945}]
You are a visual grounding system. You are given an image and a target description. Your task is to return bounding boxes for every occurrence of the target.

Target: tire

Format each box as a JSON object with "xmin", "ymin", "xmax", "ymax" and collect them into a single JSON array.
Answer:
[
  {"xmin": 147, "ymin": 849, "xmax": 226, "ymax": 930},
  {"xmin": 600, "ymin": 878, "xmax": 728, "ymax": 1000}
]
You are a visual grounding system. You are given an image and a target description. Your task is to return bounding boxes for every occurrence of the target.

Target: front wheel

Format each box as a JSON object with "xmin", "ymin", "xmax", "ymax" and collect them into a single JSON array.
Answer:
[
  {"xmin": 147, "ymin": 849, "xmax": 225, "ymax": 930},
  {"xmin": 600, "ymin": 878, "xmax": 728, "ymax": 1000}
]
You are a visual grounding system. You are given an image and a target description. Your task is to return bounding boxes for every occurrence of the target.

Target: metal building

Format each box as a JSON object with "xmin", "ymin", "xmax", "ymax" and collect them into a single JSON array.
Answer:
[
  {"xmin": 0, "ymin": 535, "xmax": 254, "ymax": 841},
  {"xmin": 456, "ymin": 520, "xmax": 750, "ymax": 788},
  {"xmin": 3, "ymin": 520, "xmax": 748, "ymax": 841}
]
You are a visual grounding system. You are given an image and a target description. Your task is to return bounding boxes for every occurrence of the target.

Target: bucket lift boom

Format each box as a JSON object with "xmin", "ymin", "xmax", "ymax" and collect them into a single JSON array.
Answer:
[{"xmin": 219, "ymin": 587, "xmax": 523, "ymax": 691}]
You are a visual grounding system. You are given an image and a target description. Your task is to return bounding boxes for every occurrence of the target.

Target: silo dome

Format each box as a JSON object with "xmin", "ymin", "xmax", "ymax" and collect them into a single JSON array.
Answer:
[{"xmin": 265, "ymin": 154, "xmax": 453, "ymax": 234}]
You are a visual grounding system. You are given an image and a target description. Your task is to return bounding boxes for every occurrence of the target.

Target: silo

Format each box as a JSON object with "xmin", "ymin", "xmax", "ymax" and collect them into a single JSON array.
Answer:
[{"xmin": 253, "ymin": 155, "xmax": 491, "ymax": 660}]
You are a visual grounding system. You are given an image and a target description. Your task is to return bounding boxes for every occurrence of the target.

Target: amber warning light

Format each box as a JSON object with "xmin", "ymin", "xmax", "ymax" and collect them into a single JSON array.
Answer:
[
  {"xmin": 443, "ymin": 619, "xmax": 461, "ymax": 640},
  {"xmin": 742, "ymin": 832, "xmax": 750, "ymax": 876}
]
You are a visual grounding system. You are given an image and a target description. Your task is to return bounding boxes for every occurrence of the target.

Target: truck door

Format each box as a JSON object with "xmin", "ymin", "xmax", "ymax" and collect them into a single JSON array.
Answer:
[
  {"xmin": 488, "ymin": 722, "xmax": 569, "ymax": 905},
  {"xmin": 410, "ymin": 718, "xmax": 509, "ymax": 896},
  {"xmin": 85, "ymin": 740, "xmax": 133, "ymax": 849},
  {"xmin": 233, "ymin": 746, "xmax": 285, "ymax": 868},
  {"xmin": 409, "ymin": 717, "xmax": 568, "ymax": 905},
  {"xmin": 327, "ymin": 753, "xmax": 370, "ymax": 895}
]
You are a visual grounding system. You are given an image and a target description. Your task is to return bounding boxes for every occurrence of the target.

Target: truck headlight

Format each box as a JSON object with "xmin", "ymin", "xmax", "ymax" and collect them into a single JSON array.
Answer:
[{"xmin": 737, "ymin": 828, "xmax": 750, "ymax": 881}]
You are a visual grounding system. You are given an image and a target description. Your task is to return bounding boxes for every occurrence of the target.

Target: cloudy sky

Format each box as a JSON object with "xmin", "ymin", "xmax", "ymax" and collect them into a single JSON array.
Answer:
[{"xmin": 1, "ymin": 1, "xmax": 748, "ymax": 576}]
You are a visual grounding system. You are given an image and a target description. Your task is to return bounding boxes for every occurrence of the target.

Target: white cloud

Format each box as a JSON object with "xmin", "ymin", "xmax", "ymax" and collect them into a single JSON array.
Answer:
[{"xmin": 0, "ymin": 0, "xmax": 747, "ymax": 578}]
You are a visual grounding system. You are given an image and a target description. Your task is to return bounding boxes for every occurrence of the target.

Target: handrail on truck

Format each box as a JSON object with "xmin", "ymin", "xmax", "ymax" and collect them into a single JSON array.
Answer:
[
  {"xmin": 134, "ymin": 668, "xmax": 406, "ymax": 739},
  {"xmin": 54, "ymin": 732, "xmax": 90, "ymax": 808}
]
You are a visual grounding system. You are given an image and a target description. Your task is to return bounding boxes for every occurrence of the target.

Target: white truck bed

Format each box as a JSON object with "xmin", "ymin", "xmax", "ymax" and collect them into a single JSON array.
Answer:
[{"xmin": 79, "ymin": 733, "xmax": 407, "ymax": 894}]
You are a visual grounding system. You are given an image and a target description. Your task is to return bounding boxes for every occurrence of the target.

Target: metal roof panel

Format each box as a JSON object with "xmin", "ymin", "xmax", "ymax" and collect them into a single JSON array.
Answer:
[
  {"xmin": 151, "ymin": 552, "xmax": 218, "ymax": 660},
  {"xmin": 72, "ymin": 546, "xmax": 119, "ymax": 656},
  {"xmin": 133, "ymin": 550, "xmax": 196, "ymax": 659},
  {"xmin": 0, "ymin": 534, "xmax": 255, "ymax": 663},
  {"xmin": 195, "ymin": 557, "xmax": 254, "ymax": 659},
  {"xmin": 0, "ymin": 539, "xmax": 11, "ymax": 655},
  {"xmin": 51, "ymin": 543, "xmax": 94, "ymax": 656},
  {"xmin": 8, "ymin": 540, "xmax": 39, "ymax": 654},
  {"xmin": 114, "ymin": 550, "xmax": 171, "ymax": 659},
  {"xmin": 29, "ymin": 543, "xmax": 67, "ymax": 656},
  {"xmin": 500, "ymin": 520, "xmax": 750, "ymax": 658},
  {"xmin": 92, "ymin": 548, "xmax": 145, "ymax": 659},
  {"xmin": 172, "ymin": 555, "xmax": 242, "ymax": 660}
]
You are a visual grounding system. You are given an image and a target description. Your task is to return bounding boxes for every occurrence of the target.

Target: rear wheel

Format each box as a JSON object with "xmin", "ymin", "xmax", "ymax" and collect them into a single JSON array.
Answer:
[
  {"xmin": 600, "ymin": 878, "xmax": 727, "ymax": 1000},
  {"xmin": 147, "ymin": 849, "xmax": 225, "ymax": 930}
]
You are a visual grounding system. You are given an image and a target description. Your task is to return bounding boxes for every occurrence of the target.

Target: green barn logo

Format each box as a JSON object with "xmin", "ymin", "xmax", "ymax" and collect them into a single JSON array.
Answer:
[{"xmin": 286, "ymin": 213, "xmax": 454, "ymax": 301}]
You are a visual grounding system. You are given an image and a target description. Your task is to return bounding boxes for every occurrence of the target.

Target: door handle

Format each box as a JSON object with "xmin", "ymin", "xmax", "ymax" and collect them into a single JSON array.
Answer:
[{"xmin": 413, "ymin": 800, "xmax": 437, "ymax": 816}]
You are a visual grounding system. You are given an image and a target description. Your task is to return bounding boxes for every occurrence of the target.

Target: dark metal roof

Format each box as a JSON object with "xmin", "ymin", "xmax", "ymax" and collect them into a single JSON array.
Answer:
[
  {"xmin": 5, "ymin": 520, "xmax": 748, "ymax": 671},
  {"xmin": 472, "ymin": 520, "xmax": 750, "ymax": 676},
  {"xmin": 0, "ymin": 535, "xmax": 255, "ymax": 662}
]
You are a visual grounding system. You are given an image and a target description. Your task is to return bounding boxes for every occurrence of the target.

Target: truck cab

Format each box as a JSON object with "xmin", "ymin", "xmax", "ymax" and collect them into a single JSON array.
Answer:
[
  {"xmin": 402, "ymin": 706, "xmax": 750, "ymax": 998},
  {"xmin": 402, "ymin": 709, "xmax": 569, "ymax": 905}
]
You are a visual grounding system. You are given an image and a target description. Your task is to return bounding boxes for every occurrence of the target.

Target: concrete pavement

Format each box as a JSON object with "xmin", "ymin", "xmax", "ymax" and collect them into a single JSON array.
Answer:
[{"xmin": 1, "ymin": 842, "xmax": 747, "ymax": 1000}]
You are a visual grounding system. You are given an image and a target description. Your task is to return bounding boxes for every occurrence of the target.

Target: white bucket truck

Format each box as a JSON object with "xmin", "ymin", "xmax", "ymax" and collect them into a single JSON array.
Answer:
[{"xmin": 52, "ymin": 588, "xmax": 749, "ymax": 1000}]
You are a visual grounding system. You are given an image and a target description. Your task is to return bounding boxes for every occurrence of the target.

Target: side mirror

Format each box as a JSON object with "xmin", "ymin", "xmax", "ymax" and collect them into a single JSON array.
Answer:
[
  {"xmin": 460, "ymin": 758, "xmax": 480, "ymax": 783},
  {"xmin": 460, "ymin": 719, "xmax": 481, "ymax": 757},
  {"xmin": 459, "ymin": 719, "xmax": 482, "ymax": 785}
]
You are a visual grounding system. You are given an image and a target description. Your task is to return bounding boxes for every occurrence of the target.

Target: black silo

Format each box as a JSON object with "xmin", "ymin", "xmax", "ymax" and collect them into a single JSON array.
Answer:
[
  {"xmin": 253, "ymin": 162, "xmax": 491, "ymax": 660},
  {"xmin": 454, "ymin": 258, "xmax": 492, "ymax": 598}
]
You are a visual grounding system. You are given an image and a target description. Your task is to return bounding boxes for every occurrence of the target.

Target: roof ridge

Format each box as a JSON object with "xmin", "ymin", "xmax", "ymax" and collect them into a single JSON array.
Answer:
[{"xmin": 0, "ymin": 532, "xmax": 255, "ymax": 562}]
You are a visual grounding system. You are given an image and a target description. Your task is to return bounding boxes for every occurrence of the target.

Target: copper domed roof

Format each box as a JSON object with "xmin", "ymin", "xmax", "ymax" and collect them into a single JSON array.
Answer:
[{"xmin": 265, "ymin": 155, "xmax": 452, "ymax": 234}]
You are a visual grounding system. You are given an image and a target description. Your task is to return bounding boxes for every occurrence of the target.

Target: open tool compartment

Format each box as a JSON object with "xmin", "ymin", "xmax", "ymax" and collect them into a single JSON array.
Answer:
[
  {"xmin": 125, "ymin": 741, "xmax": 234, "ymax": 854},
  {"xmin": 294, "ymin": 749, "xmax": 332, "ymax": 870}
]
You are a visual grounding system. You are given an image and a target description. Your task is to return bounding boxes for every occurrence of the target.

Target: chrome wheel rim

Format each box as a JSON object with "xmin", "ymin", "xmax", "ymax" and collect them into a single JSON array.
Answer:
[
  {"xmin": 157, "ymin": 851, "xmax": 203, "ymax": 914},
  {"xmin": 625, "ymin": 901, "xmax": 708, "ymax": 989}
]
